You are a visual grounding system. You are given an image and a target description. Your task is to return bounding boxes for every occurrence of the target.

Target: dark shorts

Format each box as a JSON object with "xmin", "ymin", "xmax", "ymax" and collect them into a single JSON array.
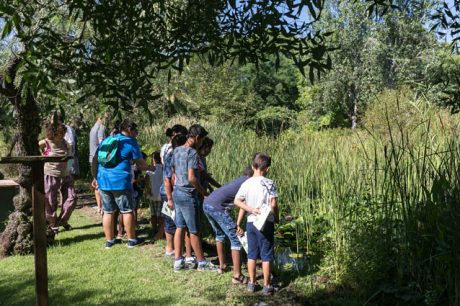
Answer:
[
  {"xmin": 160, "ymin": 195, "xmax": 176, "ymax": 235},
  {"xmin": 173, "ymin": 189, "xmax": 200, "ymax": 234},
  {"xmin": 247, "ymin": 221, "xmax": 275, "ymax": 261}
]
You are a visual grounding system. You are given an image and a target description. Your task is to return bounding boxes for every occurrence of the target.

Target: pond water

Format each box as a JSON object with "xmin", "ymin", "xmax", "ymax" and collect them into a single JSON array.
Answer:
[{"xmin": 274, "ymin": 245, "xmax": 309, "ymax": 273}]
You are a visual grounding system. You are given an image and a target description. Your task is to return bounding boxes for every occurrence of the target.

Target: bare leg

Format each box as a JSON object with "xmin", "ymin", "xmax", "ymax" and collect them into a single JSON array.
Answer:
[
  {"xmin": 153, "ymin": 217, "xmax": 165, "ymax": 240},
  {"xmin": 189, "ymin": 233, "xmax": 205, "ymax": 261},
  {"xmin": 216, "ymin": 241, "xmax": 225, "ymax": 269},
  {"xmin": 165, "ymin": 232, "xmax": 174, "ymax": 253},
  {"xmin": 174, "ymin": 228, "xmax": 186, "ymax": 259},
  {"xmin": 122, "ymin": 212, "xmax": 135, "ymax": 240},
  {"xmin": 95, "ymin": 189, "xmax": 101, "ymax": 211},
  {"xmin": 103, "ymin": 213, "xmax": 115, "ymax": 241},
  {"xmin": 185, "ymin": 232, "xmax": 192, "ymax": 257},
  {"xmin": 262, "ymin": 261, "xmax": 271, "ymax": 287},
  {"xmin": 232, "ymin": 249, "xmax": 242, "ymax": 278},
  {"xmin": 248, "ymin": 259, "xmax": 257, "ymax": 284}
]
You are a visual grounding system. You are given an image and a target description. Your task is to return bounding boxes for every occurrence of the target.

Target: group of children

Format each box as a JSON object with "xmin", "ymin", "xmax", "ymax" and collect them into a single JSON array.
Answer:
[{"xmin": 142, "ymin": 123, "xmax": 279, "ymax": 295}]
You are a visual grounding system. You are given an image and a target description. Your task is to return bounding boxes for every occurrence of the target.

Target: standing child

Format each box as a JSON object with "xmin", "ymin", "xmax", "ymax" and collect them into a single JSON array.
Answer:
[
  {"xmin": 39, "ymin": 121, "xmax": 76, "ymax": 234},
  {"xmin": 197, "ymin": 137, "xmax": 221, "ymax": 193},
  {"xmin": 234, "ymin": 152, "xmax": 279, "ymax": 295},
  {"xmin": 145, "ymin": 151, "xmax": 164, "ymax": 239},
  {"xmin": 172, "ymin": 124, "xmax": 217, "ymax": 272}
]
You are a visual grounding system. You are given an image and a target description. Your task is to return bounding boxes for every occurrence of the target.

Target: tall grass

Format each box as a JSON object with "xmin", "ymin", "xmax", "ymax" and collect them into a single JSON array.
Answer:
[{"xmin": 138, "ymin": 109, "xmax": 460, "ymax": 304}]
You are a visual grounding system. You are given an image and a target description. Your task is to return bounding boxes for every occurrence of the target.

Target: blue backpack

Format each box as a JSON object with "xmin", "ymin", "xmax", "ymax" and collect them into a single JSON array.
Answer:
[{"xmin": 97, "ymin": 136, "xmax": 120, "ymax": 168}]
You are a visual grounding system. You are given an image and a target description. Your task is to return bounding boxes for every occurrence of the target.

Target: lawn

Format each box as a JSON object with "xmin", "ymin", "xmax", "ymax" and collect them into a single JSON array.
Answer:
[{"xmin": 0, "ymin": 204, "xmax": 319, "ymax": 306}]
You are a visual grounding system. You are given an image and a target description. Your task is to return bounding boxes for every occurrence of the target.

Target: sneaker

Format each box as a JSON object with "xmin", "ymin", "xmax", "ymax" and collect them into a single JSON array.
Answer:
[
  {"xmin": 247, "ymin": 282, "xmax": 257, "ymax": 293},
  {"xmin": 164, "ymin": 251, "xmax": 175, "ymax": 258},
  {"xmin": 197, "ymin": 261, "xmax": 219, "ymax": 272},
  {"xmin": 105, "ymin": 240, "xmax": 116, "ymax": 249},
  {"xmin": 127, "ymin": 238, "xmax": 145, "ymax": 248},
  {"xmin": 174, "ymin": 259, "xmax": 185, "ymax": 273},
  {"xmin": 185, "ymin": 257, "xmax": 197, "ymax": 270},
  {"xmin": 262, "ymin": 286, "xmax": 274, "ymax": 295}
]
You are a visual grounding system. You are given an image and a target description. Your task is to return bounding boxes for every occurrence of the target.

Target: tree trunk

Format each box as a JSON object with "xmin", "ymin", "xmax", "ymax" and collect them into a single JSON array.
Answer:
[{"xmin": 0, "ymin": 56, "xmax": 42, "ymax": 257}]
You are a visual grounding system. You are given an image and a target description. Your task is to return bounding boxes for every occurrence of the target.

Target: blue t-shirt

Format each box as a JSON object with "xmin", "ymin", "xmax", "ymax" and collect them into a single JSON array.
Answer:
[
  {"xmin": 97, "ymin": 134, "xmax": 142, "ymax": 191},
  {"xmin": 172, "ymin": 146, "xmax": 199, "ymax": 195},
  {"xmin": 204, "ymin": 176, "xmax": 249, "ymax": 211},
  {"xmin": 159, "ymin": 151, "xmax": 173, "ymax": 198}
]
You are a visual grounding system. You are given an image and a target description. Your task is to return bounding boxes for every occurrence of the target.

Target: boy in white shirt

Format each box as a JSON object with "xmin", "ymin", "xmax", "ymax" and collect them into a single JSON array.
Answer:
[
  {"xmin": 145, "ymin": 151, "xmax": 164, "ymax": 239},
  {"xmin": 234, "ymin": 152, "xmax": 279, "ymax": 295}
]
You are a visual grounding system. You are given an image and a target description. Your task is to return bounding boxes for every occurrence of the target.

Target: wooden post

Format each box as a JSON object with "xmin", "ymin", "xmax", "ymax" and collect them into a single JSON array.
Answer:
[{"xmin": 0, "ymin": 156, "xmax": 71, "ymax": 306}]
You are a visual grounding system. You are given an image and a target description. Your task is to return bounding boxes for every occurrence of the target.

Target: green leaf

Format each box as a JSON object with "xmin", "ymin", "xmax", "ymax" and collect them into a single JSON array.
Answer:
[{"xmin": 1, "ymin": 19, "xmax": 13, "ymax": 39}]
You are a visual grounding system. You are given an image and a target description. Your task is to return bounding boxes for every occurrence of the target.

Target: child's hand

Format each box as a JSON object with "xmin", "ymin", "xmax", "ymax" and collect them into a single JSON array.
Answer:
[
  {"xmin": 167, "ymin": 199, "xmax": 174, "ymax": 209},
  {"xmin": 91, "ymin": 179, "xmax": 98, "ymax": 189},
  {"xmin": 250, "ymin": 207, "xmax": 260, "ymax": 215},
  {"xmin": 236, "ymin": 225, "xmax": 244, "ymax": 237}
]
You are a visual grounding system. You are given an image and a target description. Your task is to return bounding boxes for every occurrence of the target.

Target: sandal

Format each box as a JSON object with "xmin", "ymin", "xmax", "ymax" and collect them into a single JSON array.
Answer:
[
  {"xmin": 217, "ymin": 265, "xmax": 230, "ymax": 274},
  {"xmin": 232, "ymin": 274, "xmax": 249, "ymax": 285}
]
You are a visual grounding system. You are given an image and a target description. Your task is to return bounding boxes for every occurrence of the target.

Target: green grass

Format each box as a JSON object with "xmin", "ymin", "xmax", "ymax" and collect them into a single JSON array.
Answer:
[{"xmin": 0, "ymin": 208, "xmax": 325, "ymax": 306}]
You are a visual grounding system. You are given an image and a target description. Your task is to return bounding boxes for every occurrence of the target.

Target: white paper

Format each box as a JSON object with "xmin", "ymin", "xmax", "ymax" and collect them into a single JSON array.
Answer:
[
  {"xmin": 161, "ymin": 201, "xmax": 175, "ymax": 220},
  {"xmin": 253, "ymin": 204, "xmax": 271, "ymax": 231},
  {"xmin": 238, "ymin": 232, "xmax": 249, "ymax": 253}
]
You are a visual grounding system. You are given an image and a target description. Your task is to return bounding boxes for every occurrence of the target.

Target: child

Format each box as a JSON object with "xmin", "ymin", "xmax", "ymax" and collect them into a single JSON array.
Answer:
[
  {"xmin": 234, "ymin": 152, "xmax": 279, "ymax": 295},
  {"xmin": 160, "ymin": 124, "xmax": 188, "ymax": 164},
  {"xmin": 203, "ymin": 167, "xmax": 254, "ymax": 282},
  {"xmin": 39, "ymin": 121, "xmax": 76, "ymax": 233},
  {"xmin": 197, "ymin": 137, "xmax": 221, "ymax": 193},
  {"xmin": 171, "ymin": 124, "xmax": 217, "ymax": 272},
  {"xmin": 145, "ymin": 151, "xmax": 164, "ymax": 239}
]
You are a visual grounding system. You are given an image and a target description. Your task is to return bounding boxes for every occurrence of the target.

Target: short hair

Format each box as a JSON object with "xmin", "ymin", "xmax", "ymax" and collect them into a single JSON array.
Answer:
[
  {"xmin": 120, "ymin": 119, "xmax": 137, "ymax": 133},
  {"xmin": 252, "ymin": 152, "xmax": 271, "ymax": 171},
  {"xmin": 242, "ymin": 166, "xmax": 254, "ymax": 177},
  {"xmin": 171, "ymin": 134, "xmax": 187, "ymax": 149},
  {"xmin": 165, "ymin": 124, "xmax": 187, "ymax": 137},
  {"xmin": 200, "ymin": 137, "xmax": 214, "ymax": 150},
  {"xmin": 187, "ymin": 124, "xmax": 208, "ymax": 139}
]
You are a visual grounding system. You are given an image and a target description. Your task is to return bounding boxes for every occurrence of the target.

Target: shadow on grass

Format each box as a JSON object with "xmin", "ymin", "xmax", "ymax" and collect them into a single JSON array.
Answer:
[{"xmin": 54, "ymin": 232, "xmax": 103, "ymax": 247}]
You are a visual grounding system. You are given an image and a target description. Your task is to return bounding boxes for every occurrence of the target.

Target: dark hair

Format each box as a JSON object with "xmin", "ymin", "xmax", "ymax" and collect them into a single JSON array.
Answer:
[
  {"xmin": 166, "ymin": 124, "xmax": 187, "ymax": 137},
  {"xmin": 153, "ymin": 151, "xmax": 161, "ymax": 164},
  {"xmin": 171, "ymin": 134, "xmax": 187, "ymax": 149},
  {"xmin": 141, "ymin": 151, "xmax": 147, "ymax": 160},
  {"xmin": 199, "ymin": 137, "xmax": 214, "ymax": 150},
  {"xmin": 187, "ymin": 124, "xmax": 208, "ymax": 139},
  {"xmin": 242, "ymin": 166, "xmax": 254, "ymax": 177},
  {"xmin": 45, "ymin": 121, "xmax": 66, "ymax": 139},
  {"xmin": 120, "ymin": 119, "xmax": 137, "ymax": 133},
  {"xmin": 252, "ymin": 152, "xmax": 271, "ymax": 171}
]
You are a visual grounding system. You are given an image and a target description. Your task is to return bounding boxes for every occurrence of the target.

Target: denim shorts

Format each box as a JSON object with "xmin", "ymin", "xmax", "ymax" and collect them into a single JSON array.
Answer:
[
  {"xmin": 100, "ymin": 189, "xmax": 134, "ymax": 214},
  {"xmin": 247, "ymin": 221, "xmax": 275, "ymax": 261},
  {"xmin": 203, "ymin": 203, "xmax": 241, "ymax": 251},
  {"xmin": 173, "ymin": 189, "xmax": 200, "ymax": 234},
  {"xmin": 160, "ymin": 196, "xmax": 177, "ymax": 235}
]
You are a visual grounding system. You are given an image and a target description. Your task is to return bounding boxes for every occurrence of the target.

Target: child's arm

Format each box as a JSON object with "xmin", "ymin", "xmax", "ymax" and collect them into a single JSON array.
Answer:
[
  {"xmin": 203, "ymin": 171, "xmax": 221, "ymax": 188},
  {"xmin": 234, "ymin": 197, "xmax": 259, "ymax": 215},
  {"xmin": 188, "ymin": 168, "xmax": 208, "ymax": 197},
  {"xmin": 270, "ymin": 197, "xmax": 279, "ymax": 224},
  {"xmin": 236, "ymin": 207, "xmax": 245, "ymax": 236},
  {"xmin": 164, "ymin": 177, "xmax": 174, "ymax": 209}
]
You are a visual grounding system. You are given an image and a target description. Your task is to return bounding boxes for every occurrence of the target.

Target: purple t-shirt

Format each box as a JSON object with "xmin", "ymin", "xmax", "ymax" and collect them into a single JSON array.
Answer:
[{"xmin": 204, "ymin": 176, "xmax": 249, "ymax": 211}]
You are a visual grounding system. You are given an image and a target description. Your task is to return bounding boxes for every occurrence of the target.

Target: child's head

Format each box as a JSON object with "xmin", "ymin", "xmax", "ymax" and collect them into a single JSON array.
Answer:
[
  {"xmin": 120, "ymin": 119, "xmax": 138, "ymax": 138},
  {"xmin": 242, "ymin": 166, "xmax": 254, "ymax": 177},
  {"xmin": 166, "ymin": 124, "xmax": 188, "ymax": 138},
  {"xmin": 251, "ymin": 152, "xmax": 271, "ymax": 174},
  {"xmin": 45, "ymin": 121, "xmax": 66, "ymax": 141},
  {"xmin": 198, "ymin": 137, "xmax": 214, "ymax": 157},
  {"xmin": 171, "ymin": 133, "xmax": 187, "ymax": 149},
  {"xmin": 187, "ymin": 124, "xmax": 208, "ymax": 148},
  {"xmin": 153, "ymin": 151, "xmax": 161, "ymax": 164}
]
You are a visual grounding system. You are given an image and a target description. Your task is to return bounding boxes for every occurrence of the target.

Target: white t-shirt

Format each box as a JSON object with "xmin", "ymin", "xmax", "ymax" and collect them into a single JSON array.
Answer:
[
  {"xmin": 235, "ymin": 176, "xmax": 278, "ymax": 223},
  {"xmin": 160, "ymin": 143, "xmax": 172, "ymax": 164},
  {"xmin": 146, "ymin": 165, "xmax": 163, "ymax": 201}
]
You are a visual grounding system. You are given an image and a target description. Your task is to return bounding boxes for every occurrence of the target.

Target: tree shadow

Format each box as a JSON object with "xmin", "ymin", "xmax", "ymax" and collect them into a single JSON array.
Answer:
[{"xmin": 53, "ymin": 232, "xmax": 103, "ymax": 247}]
